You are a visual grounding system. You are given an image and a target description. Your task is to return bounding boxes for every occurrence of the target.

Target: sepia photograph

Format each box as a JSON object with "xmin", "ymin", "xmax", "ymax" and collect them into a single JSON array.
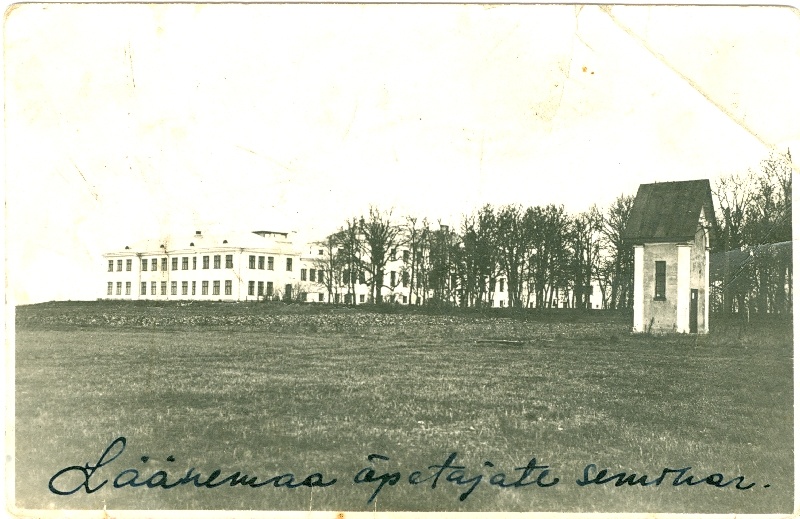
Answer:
[{"xmin": 5, "ymin": 3, "xmax": 797, "ymax": 515}]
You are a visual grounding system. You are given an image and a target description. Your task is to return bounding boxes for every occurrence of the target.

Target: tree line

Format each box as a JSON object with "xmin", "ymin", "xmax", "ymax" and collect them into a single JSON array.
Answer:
[
  {"xmin": 309, "ymin": 199, "xmax": 636, "ymax": 310},
  {"xmin": 307, "ymin": 151, "xmax": 791, "ymax": 313}
]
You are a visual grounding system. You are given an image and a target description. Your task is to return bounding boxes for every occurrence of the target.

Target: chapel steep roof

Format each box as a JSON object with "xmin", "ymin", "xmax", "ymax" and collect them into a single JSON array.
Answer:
[{"xmin": 623, "ymin": 179, "xmax": 716, "ymax": 244}]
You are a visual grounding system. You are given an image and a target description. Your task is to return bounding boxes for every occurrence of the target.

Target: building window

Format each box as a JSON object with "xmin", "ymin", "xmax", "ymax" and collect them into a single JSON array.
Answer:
[
  {"xmin": 266, "ymin": 281, "xmax": 273, "ymax": 297},
  {"xmin": 318, "ymin": 269, "xmax": 325, "ymax": 284},
  {"xmin": 214, "ymin": 255, "xmax": 221, "ymax": 269},
  {"xmin": 403, "ymin": 250, "xmax": 409, "ymax": 263},
  {"xmin": 257, "ymin": 281, "xmax": 264, "ymax": 296},
  {"xmin": 161, "ymin": 281, "xmax": 167, "ymax": 295},
  {"xmin": 182, "ymin": 281, "xmax": 188, "ymax": 295},
  {"xmin": 391, "ymin": 248, "xmax": 397, "ymax": 261},
  {"xmin": 151, "ymin": 281, "xmax": 157, "ymax": 295},
  {"xmin": 500, "ymin": 300, "xmax": 505, "ymax": 307},
  {"xmin": 170, "ymin": 281, "xmax": 177, "ymax": 295},
  {"xmin": 402, "ymin": 271, "xmax": 409, "ymax": 287},
  {"xmin": 266, "ymin": 256, "xmax": 273, "ymax": 270},
  {"xmin": 301, "ymin": 269, "xmax": 307, "ymax": 281},
  {"xmin": 286, "ymin": 258, "xmax": 292, "ymax": 271},
  {"xmin": 126, "ymin": 259, "xmax": 132, "ymax": 271},
  {"xmin": 655, "ymin": 261, "xmax": 666, "ymax": 300},
  {"xmin": 359, "ymin": 294, "xmax": 365, "ymax": 303},
  {"xmin": 225, "ymin": 255, "xmax": 233, "ymax": 269},
  {"xmin": 117, "ymin": 260, "xmax": 123, "ymax": 271},
  {"xmin": 107, "ymin": 282, "xmax": 113, "ymax": 295},
  {"xmin": 318, "ymin": 249, "xmax": 324, "ymax": 255},
  {"xmin": 499, "ymin": 278, "xmax": 505, "ymax": 292},
  {"xmin": 248, "ymin": 281, "xmax": 255, "ymax": 296},
  {"xmin": 171, "ymin": 257, "xmax": 178, "ymax": 271},
  {"xmin": 193, "ymin": 257, "xmax": 197, "ymax": 270},
  {"xmin": 249, "ymin": 255, "xmax": 256, "ymax": 269},
  {"xmin": 125, "ymin": 282, "xmax": 131, "ymax": 295},
  {"xmin": 202, "ymin": 281, "xmax": 209, "ymax": 295},
  {"xmin": 161, "ymin": 258, "xmax": 167, "ymax": 271},
  {"xmin": 116, "ymin": 282, "xmax": 122, "ymax": 295},
  {"xmin": 141, "ymin": 282, "xmax": 147, "ymax": 295},
  {"xmin": 403, "ymin": 295, "xmax": 408, "ymax": 304},
  {"xmin": 318, "ymin": 293, "xmax": 324, "ymax": 302},
  {"xmin": 108, "ymin": 260, "xmax": 114, "ymax": 272},
  {"xmin": 359, "ymin": 271, "xmax": 366, "ymax": 285},
  {"xmin": 213, "ymin": 281, "xmax": 220, "ymax": 295},
  {"xmin": 182, "ymin": 257, "xmax": 189, "ymax": 270},
  {"xmin": 391, "ymin": 271, "xmax": 396, "ymax": 286},
  {"xmin": 225, "ymin": 280, "xmax": 232, "ymax": 295},
  {"xmin": 151, "ymin": 258, "xmax": 158, "ymax": 271},
  {"xmin": 203, "ymin": 256, "xmax": 210, "ymax": 269},
  {"xmin": 309, "ymin": 269, "xmax": 316, "ymax": 282},
  {"xmin": 142, "ymin": 259, "xmax": 148, "ymax": 271},
  {"xmin": 192, "ymin": 281, "xmax": 196, "ymax": 295}
]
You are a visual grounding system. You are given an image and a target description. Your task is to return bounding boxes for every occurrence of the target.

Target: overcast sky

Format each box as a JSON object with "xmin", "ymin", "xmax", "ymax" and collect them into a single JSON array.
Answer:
[{"xmin": 5, "ymin": 4, "xmax": 799, "ymax": 305}]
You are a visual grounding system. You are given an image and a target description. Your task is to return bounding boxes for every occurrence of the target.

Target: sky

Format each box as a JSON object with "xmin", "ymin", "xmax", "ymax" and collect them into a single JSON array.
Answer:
[{"xmin": 4, "ymin": 4, "xmax": 800, "ymax": 305}]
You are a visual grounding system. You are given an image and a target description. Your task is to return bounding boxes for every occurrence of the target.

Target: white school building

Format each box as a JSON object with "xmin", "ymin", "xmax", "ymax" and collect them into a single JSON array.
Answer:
[
  {"xmin": 102, "ymin": 229, "xmax": 418, "ymax": 304},
  {"xmin": 104, "ymin": 230, "xmax": 305, "ymax": 302}
]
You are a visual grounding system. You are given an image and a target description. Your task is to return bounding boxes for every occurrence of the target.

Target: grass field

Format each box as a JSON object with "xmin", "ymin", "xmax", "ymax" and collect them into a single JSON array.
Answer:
[{"xmin": 13, "ymin": 301, "xmax": 793, "ymax": 513}]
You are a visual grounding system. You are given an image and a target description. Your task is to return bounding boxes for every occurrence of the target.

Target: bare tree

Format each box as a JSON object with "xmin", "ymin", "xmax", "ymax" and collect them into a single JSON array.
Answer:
[
  {"xmin": 427, "ymin": 222, "xmax": 459, "ymax": 305},
  {"xmin": 402, "ymin": 216, "xmax": 427, "ymax": 305},
  {"xmin": 410, "ymin": 221, "xmax": 425, "ymax": 305},
  {"xmin": 494, "ymin": 205, "xmax": 533, "ymax": 308},
  {"xmin": 714, "ymin": 173, "xmax": 753, "ymax": 251},
  {"xmin": 525, "ymin": 204, "xmax": 570, "ymax": 308},
  {"xmin": 311, "ymin": 233, "xmax": 342, "ymax": 303},
  {"xmin": 713, "ymin": 172, "xmax": 755, "ymax": 313},
  {"xmin": 457, "ymin": 212, "xmax": 487, "ymax": 307},
  {"xmin": 601, "ymin": 194, "xmax": 634, "ymax": 310},
  {"xmin": 360, "ymin": 206, "xmax": 401, "ymax": 304},
  {"xmin": 337, "ymin": 217, "xmax": 363, "ymax": 305},
  {"xmin": 467, "ymin": 205, "xmax": 501, "ymax": 307},
  {"xmin": 569, "ymin": 205, "xmax": 603, "ymax": 309}
]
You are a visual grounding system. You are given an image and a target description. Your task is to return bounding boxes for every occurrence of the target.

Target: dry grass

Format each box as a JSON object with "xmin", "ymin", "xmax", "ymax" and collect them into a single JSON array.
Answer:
[{"xmin": 14, "ymin": 302, "xmax": 793, "ymax": 512}]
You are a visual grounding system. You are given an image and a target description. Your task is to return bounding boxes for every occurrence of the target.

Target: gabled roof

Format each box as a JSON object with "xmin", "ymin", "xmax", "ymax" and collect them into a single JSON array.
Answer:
[{"xmin": 623, "ymin": 179, "xmax": 716, "ymax": 244}]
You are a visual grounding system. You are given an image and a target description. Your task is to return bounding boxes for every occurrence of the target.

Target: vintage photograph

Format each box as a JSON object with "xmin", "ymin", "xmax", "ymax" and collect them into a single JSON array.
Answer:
[{"xmin": 5, "ymin": 3, "xmax": 797, "ymax": 514}]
